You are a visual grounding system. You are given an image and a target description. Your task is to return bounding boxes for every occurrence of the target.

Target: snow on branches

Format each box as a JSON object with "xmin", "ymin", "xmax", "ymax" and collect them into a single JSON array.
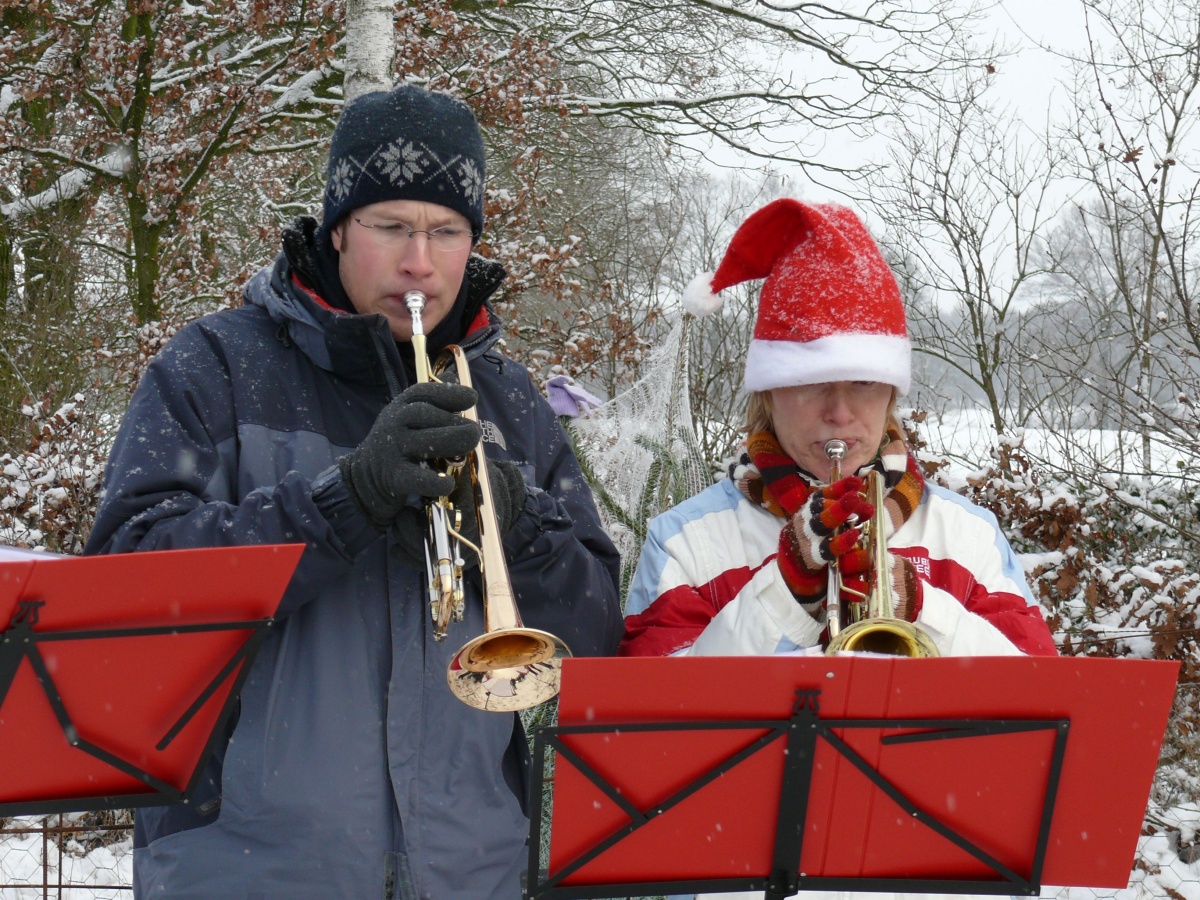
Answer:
[
  {"xmin": 0, "ymin": 0, "xmax": 344, "ymax": 322},
  {"xmin": 0, "ymin": 390, "xmax": 107, "ymax": 554}
]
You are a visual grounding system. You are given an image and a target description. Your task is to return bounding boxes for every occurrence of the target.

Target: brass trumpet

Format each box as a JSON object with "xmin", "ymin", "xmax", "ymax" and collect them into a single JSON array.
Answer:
[
  {"xmin": 822, "ymin": 439, "xmax": 938, "ymax": 658},
  {"xmin": 403, "ymin": 291, "xmax": 571, "ymax": 711}
]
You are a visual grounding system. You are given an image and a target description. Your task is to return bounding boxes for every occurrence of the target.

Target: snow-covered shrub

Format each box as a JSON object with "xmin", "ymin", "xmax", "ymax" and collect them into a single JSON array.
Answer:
[{"xmin": 0, "ymin": 390, "xmax": 108, "ymax": 554}]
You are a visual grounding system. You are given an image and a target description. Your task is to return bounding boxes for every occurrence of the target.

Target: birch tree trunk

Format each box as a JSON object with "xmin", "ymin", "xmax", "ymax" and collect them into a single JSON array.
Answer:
[{"xmin": 344, "ymin": 0, "xmax": 394, "ymax": 103}]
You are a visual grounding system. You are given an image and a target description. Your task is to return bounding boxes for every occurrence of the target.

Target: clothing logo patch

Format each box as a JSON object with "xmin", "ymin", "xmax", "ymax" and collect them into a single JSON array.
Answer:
[
  {"xmin": 909, "ymin": 554, "xmax": 931, "ymax": 579},
  {"xmin": 480, "ymin": 419, "xmax": 507, "ymax": 451}
]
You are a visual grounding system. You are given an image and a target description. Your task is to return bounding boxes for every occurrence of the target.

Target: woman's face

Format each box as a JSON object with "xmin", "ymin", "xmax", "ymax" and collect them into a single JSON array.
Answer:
[{"xmin": 769, "ymin": 381, "xmax": 894, "ymax": 482}]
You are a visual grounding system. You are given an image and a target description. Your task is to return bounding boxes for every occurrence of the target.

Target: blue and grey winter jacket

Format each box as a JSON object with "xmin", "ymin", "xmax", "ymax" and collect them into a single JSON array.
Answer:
[{"xmin": 85, "ymin": 251, "xmax": 623, "ymax": 899}]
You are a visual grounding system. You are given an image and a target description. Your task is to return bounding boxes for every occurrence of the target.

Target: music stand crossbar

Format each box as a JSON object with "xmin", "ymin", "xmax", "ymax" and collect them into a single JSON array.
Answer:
[
  {"xmin": 526, "ymin": 688, "xmax": 1068, "ymax": 900},
  {"xmin": 0, "ymin": 599, "xmax": 275, "ymax": 817}
]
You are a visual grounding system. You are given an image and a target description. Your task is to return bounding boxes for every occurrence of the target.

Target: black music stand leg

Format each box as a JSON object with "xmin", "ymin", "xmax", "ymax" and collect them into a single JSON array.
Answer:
[
  {"xmin": 765, "ymin": 874, "xmax": 798, "ymax": 900},
  {"xmin": 1, "ymin": 606, "xmax": 43, "ymax": 706},
  {"xmin": 764, "ymin": 689, "xmax": 821, "ymax": 899}
]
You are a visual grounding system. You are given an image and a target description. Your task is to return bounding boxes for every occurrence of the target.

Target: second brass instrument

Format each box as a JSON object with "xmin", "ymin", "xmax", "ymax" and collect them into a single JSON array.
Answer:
[
  {"xmin": 821, "ymin": 439, "xmax": 938, "ymax": 658},
  {"xmin": 403, "ymin": 290, "xmax": 571, "ymax": 711}
]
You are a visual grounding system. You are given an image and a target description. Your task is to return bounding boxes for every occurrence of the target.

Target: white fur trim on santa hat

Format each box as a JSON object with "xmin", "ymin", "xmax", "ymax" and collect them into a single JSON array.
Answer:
[
  {"xmin": 743, "ymin": 332, "xmax": 912, "ymax": 395},
  {"xmin": 682, "ymin": 272, "xmax": 723, "ymax": 317}
]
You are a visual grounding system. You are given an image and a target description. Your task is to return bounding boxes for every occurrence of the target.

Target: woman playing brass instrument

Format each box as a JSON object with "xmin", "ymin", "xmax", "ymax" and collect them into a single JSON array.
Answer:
[{"xmin": 620, "ymin": 199, "xmax": 1058, "ymax": 664}]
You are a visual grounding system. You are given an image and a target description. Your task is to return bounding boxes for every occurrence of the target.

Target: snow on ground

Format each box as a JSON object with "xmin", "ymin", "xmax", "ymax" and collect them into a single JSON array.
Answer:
[
  {"xmin": 2, "ymin": 408, "xmax": 1197, "ymax": 896},
  {"xmin": 918, "ymin": 408, "xmax": 1194, "ymax": 483},
  {"xmin": 0, "ymin": 815, "xmax": 132, "ymax": 898}
]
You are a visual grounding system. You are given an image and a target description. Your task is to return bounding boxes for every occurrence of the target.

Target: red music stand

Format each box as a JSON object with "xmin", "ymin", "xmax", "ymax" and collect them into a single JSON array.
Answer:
[
  {"xmin": 0, "ymin": 543, "xmax": 303, "ymax": 816},
  {"xmin": 527, "ymin": 655, "xmax": 1179, "ymax": 899}
]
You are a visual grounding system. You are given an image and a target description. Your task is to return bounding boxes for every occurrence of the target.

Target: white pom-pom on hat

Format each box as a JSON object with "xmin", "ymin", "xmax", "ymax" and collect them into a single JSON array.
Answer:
[{"xmin": 682, "ymin": 271, "xmax": 723, "ymax": 317}]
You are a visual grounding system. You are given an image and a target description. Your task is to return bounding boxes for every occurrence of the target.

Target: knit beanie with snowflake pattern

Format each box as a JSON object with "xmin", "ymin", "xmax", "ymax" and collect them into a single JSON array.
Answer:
[{"xmin": 318, "ymin": 84, "xmax": 487, "ymax": 248}]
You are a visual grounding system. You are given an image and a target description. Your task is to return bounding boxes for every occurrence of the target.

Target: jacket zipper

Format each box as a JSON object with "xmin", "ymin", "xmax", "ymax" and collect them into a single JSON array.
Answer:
[{"xmin": 370, "ymin": 327, "xmax": 404, "ymax": 401}]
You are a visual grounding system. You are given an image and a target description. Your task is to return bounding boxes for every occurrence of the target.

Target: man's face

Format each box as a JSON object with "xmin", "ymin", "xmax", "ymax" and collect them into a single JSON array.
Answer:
[{"xmin": 330, "ymin": 199, "xmax": 473, "ymax": 342}]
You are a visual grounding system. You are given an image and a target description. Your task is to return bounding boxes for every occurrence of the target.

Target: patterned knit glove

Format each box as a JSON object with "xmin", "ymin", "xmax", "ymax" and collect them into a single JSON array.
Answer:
[{"xmin": 777, "ymin": 475, "xmax": 875, "ymax": 609}]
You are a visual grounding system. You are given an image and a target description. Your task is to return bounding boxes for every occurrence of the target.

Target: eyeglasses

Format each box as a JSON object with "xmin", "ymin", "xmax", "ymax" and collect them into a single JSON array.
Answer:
[{"xmin": 351, "ymin": 217, "xmax": 473, "ymax": 252}]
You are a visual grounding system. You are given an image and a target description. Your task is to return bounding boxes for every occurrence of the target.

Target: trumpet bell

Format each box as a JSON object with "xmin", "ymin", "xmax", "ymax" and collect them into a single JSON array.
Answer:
[
  {"xmin": 821, "ymin": 450, "xmax": 941, "ymax": 660},
  {"xmin": 448, "ymin": 628, "xmax": 572, "ymax": 712},
  {"xmin": 456, "ymin": 627, "xmax": 561, "ymax": 671},
  {"xmin": 404, "ymin": 291, "xmax": 571, "ymax": 712},
  {"xmin": 825, "ymin": 616, "xmax": 938, "ymax": 658}
]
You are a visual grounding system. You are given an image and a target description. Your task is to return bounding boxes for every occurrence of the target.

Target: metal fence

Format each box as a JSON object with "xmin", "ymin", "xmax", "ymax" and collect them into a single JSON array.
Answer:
[
  {"xmin": 0, "ymin": 813, "xmax": 133, "ymax": 899},
  {"xmin": 1, "ymin": 808, "xmax": 1197, "ymax": 899}
]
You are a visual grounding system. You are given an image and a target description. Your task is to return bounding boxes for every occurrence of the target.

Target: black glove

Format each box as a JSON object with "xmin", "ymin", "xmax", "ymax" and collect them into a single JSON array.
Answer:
[
  {"xmin": 450, "ymin": 458, "xmax": 527, "ymax": 548},
  {"xmin": 339, "ymin": 382, "xmax": 482, "ymax": 530},
  {"xmin": 390, "ymin": 459, "xmax": 527, "ymax": 571}
]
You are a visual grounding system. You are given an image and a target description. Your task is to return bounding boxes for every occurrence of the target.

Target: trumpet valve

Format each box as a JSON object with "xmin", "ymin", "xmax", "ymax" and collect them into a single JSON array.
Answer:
[{"xmin": 431, "ymin": 560, "xmax": 458, "ymax": 640}]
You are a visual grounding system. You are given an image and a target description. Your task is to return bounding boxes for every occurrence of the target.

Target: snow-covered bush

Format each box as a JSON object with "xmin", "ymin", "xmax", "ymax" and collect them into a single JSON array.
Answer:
[{"xmin": 0, "ymin": 391, "xmax": 108, "ymax": 554}]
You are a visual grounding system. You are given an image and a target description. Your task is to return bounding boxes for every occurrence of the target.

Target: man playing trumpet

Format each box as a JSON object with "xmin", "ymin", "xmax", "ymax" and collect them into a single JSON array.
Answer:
[
  {"xmin": 620, "ymin": 199, "xmax": 1056, "ymax": 666},
  {"xmin": 86, "ymin": 84, "xmax": 622, "ymax": 899}
]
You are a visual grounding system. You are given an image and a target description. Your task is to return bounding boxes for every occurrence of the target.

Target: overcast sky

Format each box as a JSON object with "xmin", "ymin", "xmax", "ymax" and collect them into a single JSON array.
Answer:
[
  {"xmin": 990, "ymin": 0, "xmax": 1090, "ymax": 122},
  {"xmin": 698, "ymin": 0, "xmax": 1101, "ymax": 204}
]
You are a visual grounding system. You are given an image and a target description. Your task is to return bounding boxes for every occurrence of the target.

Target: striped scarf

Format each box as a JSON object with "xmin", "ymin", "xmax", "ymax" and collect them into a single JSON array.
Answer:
[{"xmin": 728, "ymin": 425, "xmax": 925, "ymax": 538}]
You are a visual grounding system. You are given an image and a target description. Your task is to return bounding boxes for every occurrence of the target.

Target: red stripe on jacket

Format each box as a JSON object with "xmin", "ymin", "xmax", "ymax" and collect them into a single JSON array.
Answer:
[
  {"xmin": 620, "ymin": 549, "xmax": 1057, "ymax": 658},
  {"xmin": 619, "ymin": 563, "xmax": 765, "ymax": 657},
  {"xmin": 893, "ymin": 547, "xmax": 1058, "ymax": 657}
]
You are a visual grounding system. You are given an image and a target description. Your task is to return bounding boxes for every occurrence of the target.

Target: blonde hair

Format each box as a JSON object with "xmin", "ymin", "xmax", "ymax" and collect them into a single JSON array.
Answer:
[
  {"xmin": 742, "ymin": 387, "xmax": 902, "ymax": 441},
  {"xmin": 743, "ymin": 391, "xmax": 774, "ymax": 435}
]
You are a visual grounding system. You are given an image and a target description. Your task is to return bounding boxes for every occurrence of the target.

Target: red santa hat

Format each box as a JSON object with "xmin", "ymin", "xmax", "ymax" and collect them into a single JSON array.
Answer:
[{"xmin": 682, "ymin": 198, "xmax": 911, "ymax": 395}]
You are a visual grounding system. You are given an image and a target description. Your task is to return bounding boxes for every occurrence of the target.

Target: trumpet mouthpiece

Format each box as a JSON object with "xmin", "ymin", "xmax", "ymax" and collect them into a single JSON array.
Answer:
[
  {"xmin": 824, "ymin": 439, "xmax": 848, "ymax": 460},
  {"xmin": 403, "ymin": 291, "xmax": 427, "ymax": 337}
]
